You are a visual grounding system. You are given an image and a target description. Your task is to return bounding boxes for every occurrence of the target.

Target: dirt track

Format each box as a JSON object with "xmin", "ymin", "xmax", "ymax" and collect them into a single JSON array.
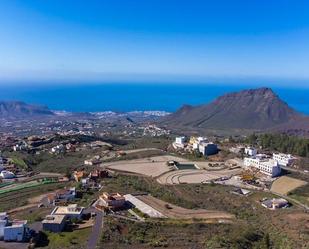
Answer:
[{"xmin": 136, "ymin": 195, "xmax": 235, "ymax": 221}]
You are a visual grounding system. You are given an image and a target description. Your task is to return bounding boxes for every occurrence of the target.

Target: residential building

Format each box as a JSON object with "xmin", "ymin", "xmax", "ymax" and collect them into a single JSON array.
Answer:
[
  {"xmin": 174, "ymin": 136, "xmax": 186, "ymax": 148},
  {"xmin": 244, "ymin": 147, "xmax": 257, "ymax": 156},
  {"xmin": 0, "ymin": 170, "xmax": 15, "ymax": 179},
  {"xmin": 261, "ymin": 198, "xmax": 289, "ymax": 210},
  {"xmin": 229, "ymin": 146, "xmax": 245, "ymax": 154},
  {"xmin": 273, "ymin": 153, "xmax": 295, "ymax": 167},
  {"xmin": 3, "ymin": 220, "xmax": 30, "ymax": 242},
  {"xmin": 0, "ymin": 212, "xmax": 8, "ymax": 239},
  {"xmin": 51, "ymin": 204, "xmax": 84, "ymax": 219},
  {"xmin": 198, "ymin": 142, "xmax": 218, "ymax": 156},
  {"xmin": 99, "ymin": 192, "xmax": 126, "ymax": 209},
  {"xmin": 55, "ymin": 187, "xmax": 76, "ymax": 201},
  {"xmin": 244, "ymin": 154, "xmax": 281, "ymax": 177},
  {"xmin": 42, "ymin": 215, "xmax": 66, "ymax": 233},
  {"xmin": 50, "ymin": 144, "xmax": 65, "ymax": 154},
  {"xmin": 73, "ymin": 170, "xmax": 85, "ymax": 182},
  {"xmin": 89, "ymin": 169, "xmax": 108, "ymax": 180},
  {"xmin": 84, "ymin": 155, "xmax": 101, "ymax": 166}
]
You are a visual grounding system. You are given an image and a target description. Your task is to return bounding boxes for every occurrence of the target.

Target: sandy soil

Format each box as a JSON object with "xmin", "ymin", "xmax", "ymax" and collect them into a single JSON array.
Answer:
[
  {"xmin": 271, "ymin": 176, "xmax": 307, "ymax": 195},
  {"xmin": 157, "ymin": 168, "xmax": 241, "ymax": 185},
  {"xmin": 104, "ymin": 155, "xmax": 188, "ymax": 177}
]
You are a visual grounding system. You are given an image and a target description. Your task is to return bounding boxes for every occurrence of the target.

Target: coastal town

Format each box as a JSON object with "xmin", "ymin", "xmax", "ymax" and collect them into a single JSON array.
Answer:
[{"xmin": 2, "ymin": 0, "xmax": 309, "ymax": 248}]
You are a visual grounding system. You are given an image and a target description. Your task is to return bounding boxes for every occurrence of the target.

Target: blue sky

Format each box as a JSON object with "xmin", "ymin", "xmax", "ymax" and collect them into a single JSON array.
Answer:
[{"xmin": 0, "ymin": 0, "xmax": 309, "ymax": 85}]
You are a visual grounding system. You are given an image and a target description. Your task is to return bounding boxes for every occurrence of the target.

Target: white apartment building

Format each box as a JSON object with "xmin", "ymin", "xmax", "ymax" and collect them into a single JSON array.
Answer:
[
  {"xmin": 244, "ymin": 154, "xmax": 281, "ymax": 177},
  {"xmin": 273, "ymin": 153, "xmax": 295, "ymax": 167},
  {"xmin": 174, "ymin": 136, "xmax": 186, "ymax": 149},
  {"xmin": 244, "ymin": 147, "xmax": 257, "ymax": 156}
]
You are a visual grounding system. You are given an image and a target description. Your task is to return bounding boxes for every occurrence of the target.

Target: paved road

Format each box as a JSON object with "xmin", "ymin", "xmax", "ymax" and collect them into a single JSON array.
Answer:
[{"xmin": 87, "ymin": 208, "xmax": 103, "ymax": 249}]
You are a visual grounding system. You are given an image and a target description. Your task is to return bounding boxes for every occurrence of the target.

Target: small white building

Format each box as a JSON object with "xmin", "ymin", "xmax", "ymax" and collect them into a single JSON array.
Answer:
[
  {"xmin": 51, "ymin": 144, "xmax": 65, "ymax": 154},
  {"xmin": 244, "ymin": 147, "xmax": 257, "ymax": 156},
  {"xmin": 0, "ymin": 170, "xmax": 15, "ymax": 179},
  {"xmin": 51, "ymin": 204, "xmax": 84, "ymax": 220},
  {"xmin": 244, "ymin": 155, "xmax": 281, "ymax": 177},
  {"xmin": 262, "ymin": 198, "xmax": 289, "ymax": 210},
  {"xmin": 273, "ymin": 153, "xmax": 295, "ymax": 167},
  {"xmin": 0, "ymin": 157, "xmax": 4, "ymax": 172},
  {"xmin": 3, "ymin": 220, "xmax": 29, "ymax": 242},
  {"xmin": 0, "ymin": 212, "xmax": 8, "ymax": 239},
  {"xmin": 199, "ymin": 142, "xmax": 218, "ymax": 156},
  {"xmin": 174, "ymin": 136, "xmax": 186, "ymax": 148}
]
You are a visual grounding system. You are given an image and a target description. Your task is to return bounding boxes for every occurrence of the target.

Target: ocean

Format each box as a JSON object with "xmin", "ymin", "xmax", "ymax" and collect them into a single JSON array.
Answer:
[{"xmin": 0, "ymin": 83, "xmax": 308, "ymax": 114}]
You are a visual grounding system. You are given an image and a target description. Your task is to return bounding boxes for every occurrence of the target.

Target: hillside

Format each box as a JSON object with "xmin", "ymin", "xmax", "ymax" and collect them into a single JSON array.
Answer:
[
  {"xmin": 0, "ymin": 101, "xmax": 54, "ymax": 118},
  {"xmin": 161, "ymin": 88, "xmax": 307, "ymax": 132}
]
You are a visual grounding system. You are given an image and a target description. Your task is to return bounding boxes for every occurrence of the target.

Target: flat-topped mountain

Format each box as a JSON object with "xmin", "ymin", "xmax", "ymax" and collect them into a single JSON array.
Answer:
[
  {"xmin": 0, "ymin": 101, "xmax": 54, "ymax": 118},
  {"xmin": 161, "ymin": 87, "xmax": 305, "ymax": 131}
]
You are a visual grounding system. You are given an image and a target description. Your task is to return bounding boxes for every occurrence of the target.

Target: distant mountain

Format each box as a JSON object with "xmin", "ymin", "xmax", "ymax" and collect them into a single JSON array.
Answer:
[
  {"xmin": 0, "ymin": 101, "xmax": 54, "ymax": 118},
  {"xmin": 161, "ymin": 87, "xmax": 307, "ymax": 132}
]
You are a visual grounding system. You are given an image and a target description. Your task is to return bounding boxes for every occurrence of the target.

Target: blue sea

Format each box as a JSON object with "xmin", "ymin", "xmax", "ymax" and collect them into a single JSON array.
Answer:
[{"xmin": 0, "ymin": 82, "xmax": 308, "ymax": 114}]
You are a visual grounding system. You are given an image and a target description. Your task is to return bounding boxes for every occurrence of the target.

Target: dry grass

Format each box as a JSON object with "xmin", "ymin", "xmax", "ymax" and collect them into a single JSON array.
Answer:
[{"xmin": 271, "ymin": 176, "xmax": 307, "ymax": 195}]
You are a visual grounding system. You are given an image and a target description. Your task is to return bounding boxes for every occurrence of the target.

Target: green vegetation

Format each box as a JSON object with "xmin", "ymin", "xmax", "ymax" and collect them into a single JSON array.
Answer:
[
  {"xmin": 246, "ymin": 133, "xmax": 309, "ymax": 157},
  {"xmin": 11, "ymin": 156, "xmax": 28, "ymax": 169},
  {"xmin": 0, "ymin": 178, "xmax": 58, "ymax": 195},
  {"xmin": 101, "ymin": 174, "xmax": 307, "ymax": 248},
  {"xmin": 39, "ymin": 228, "xmax": 91, "ymax": 249},
  {"xmin": 0, "ymin": 182, "xmax": 66, "ymax": 211},
  {"xmin": 101, "ymin": 217, "xmax": 293, "ymax": 249},
  {"xmin": 288, "ymin": 184, "xmax": 309, "ymax": 206},
  {"xmin": 103, "ymin": 174, "xmax": 195, "ymax": 209}
]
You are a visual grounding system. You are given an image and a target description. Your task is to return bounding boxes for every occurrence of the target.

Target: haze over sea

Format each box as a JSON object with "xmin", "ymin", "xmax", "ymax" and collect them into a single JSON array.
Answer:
[{"xmin": 0, "ymin": 82, "xmax": 309, "ymax": 115}]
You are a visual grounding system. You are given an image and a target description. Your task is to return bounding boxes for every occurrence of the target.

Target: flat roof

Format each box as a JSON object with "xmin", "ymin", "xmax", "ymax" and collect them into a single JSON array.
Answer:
[
  {"xmin": 42, "ymin": 215, "xmax": 66, "ymax": 224},
  {"xmin": 52, "ymin": 206, "xmax": 84, "ymax": 215}
]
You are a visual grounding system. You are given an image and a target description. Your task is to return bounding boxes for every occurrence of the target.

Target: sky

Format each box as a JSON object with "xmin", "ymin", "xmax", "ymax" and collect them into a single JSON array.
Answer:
[{"xmin": 0, "ymin": 0, "xmax": 309, "ymax": 85}]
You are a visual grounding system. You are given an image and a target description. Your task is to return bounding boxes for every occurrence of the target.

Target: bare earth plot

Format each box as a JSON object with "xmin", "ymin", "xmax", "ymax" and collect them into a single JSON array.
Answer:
[
  {"xmin": 104, "ymin": 155, "xmax": 188, "ymax": 177},
  {"xmin": 136, "ymin": 195, "xmax": 235, "ymax": 221},
  {"xmin": 157, "ymin": 168, "xmax": 241, "ymax": 185},
  {"xmin": 271, "ymin": 176, "xmax": 307, "ymax": 195}
]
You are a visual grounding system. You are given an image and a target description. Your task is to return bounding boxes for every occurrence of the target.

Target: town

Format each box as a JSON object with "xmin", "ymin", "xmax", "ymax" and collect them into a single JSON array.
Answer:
[{"xmin": 0, "ymin": 118, "xmax": 308, "ymax": 249}]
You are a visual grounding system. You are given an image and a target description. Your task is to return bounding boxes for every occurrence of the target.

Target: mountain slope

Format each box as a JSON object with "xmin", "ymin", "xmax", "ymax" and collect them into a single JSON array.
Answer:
[
  {"xmin": 0, "ymin": 101, "xmax": 54, "ymax": 118},
  {"xmin": 161, "ymin": 88, "xmax": 304, "ymax": 130}
]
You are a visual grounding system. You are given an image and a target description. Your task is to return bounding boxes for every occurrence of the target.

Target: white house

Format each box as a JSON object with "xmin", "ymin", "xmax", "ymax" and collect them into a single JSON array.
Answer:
[
  {"xmin": 0, "ymin": 212, "xmax": 8, "ymax": 240},
  {"xmin": 51, "ymin": 144, "xmax": 65, "ymax": 154},
  {"xmin": 198, "ymin": 142, "xmax": 218, "ymax": 156},
  {"xmin": 244, "ymin": 147, "xmax": 257, "ymax": 156},
  {"xmin": 174, "ymin": 136, "xmax": 186, "ymax": 148},
  {"xmin": 51, "ymin": 204, "xmax": 84, "ymax": 220},
  {"xmin": 273, "ymin": 153, "xmax": 295, "ymax": 167},
  {"xmin": 0, "ymin": 157, "xmax": 4, "ymax": 172},
  {"xmin": 244, "ymin": 155, "xmax": 281, "ymax": 177},
  {"xmin": 3, "ymin": 220, "xmax": 30, "ymax": 242},
  {"xmin": 0, "ymin": 170, "xmax": 15, "ymax": 179}
]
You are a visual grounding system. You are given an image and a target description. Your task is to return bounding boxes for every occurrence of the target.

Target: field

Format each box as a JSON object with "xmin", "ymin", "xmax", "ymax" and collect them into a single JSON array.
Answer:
[
  {"xmin": 271, "ymin": 176, "xmax": 307, "ymax": 195},
  {"xmin": 105, "ymin": 155, "xmax": 186, "ymax": 177},
  {"xmin": 36, "ymin": 228, "xmax": 91, "ymax": 249},
  {"xmin": 105, "ymin": 154, "xmax": 242, "ymax": 185},
  {"xmin": 157, "ymin": 168, "xmax": 241, "ymax": 184},
  {"xmin": 0, "ymin": 182, "xmax": 66, "ymax": 212}
]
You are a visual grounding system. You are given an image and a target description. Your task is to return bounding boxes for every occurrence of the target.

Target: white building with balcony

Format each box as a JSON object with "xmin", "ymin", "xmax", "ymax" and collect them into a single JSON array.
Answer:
[
  {"xmin": 273, "ymin": 153, "xmax": 295, "ymax": 167},
  {"xmin": 244, "ymin": 154, "xmax": 281, "ymax": 177},
  {"xmin": 244, "ymin": 147, "xmax": 257, "ymax": 156}
]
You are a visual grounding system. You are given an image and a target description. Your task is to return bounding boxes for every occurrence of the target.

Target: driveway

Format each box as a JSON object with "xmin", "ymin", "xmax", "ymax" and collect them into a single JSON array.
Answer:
[{"xmin": 86, "ymin": 208, "xmax": 103, "ymax": 249}]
